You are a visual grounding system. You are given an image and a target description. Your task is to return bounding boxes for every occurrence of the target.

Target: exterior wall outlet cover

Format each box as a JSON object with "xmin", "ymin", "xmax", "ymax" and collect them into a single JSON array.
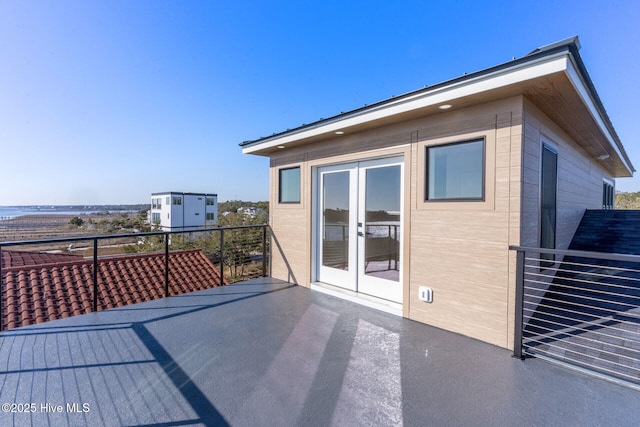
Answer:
[{"xmin": 418, "ymin": 286, "xmax": 433, "ymax": 303}]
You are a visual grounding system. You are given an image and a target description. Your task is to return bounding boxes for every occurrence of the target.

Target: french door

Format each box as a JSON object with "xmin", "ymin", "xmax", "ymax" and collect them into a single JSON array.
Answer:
[{"xmin": 316, "ymin": 157, "xmax": 403, "ymax": 303}]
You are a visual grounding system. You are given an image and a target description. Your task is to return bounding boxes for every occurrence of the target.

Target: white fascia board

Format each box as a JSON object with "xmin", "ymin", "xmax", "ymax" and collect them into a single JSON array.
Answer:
[
  {"xmin": 242, "ymin": 54, "xmax": 570, "ymax": 154},
  {"xmin": 565, "ymin": 59, "xmax": 633, "ymax": 175}
]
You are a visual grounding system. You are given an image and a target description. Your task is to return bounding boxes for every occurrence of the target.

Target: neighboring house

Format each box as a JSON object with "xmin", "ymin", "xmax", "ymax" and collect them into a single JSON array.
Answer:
[
  {"xmin": 1, "ymin": 249, "xmax": 226, "ymax": 330},
  {"xmin": 240, "ymin": 37, "xmax": 635, "ymax": 350},
  {"xmin": 237, "ymin": 206, "xmax": 266, "ymax": 218},
  {"xmin": 150, "ymin": 192, "xmax": 218, "ymax": 231}
]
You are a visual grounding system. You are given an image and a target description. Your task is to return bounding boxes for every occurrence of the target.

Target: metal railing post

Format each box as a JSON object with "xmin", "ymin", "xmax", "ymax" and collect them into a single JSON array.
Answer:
[
  {"xmin": 269, "ymin": 226, "xmax": 273, "ymax": 278},
  {"xmin": 262, "ymin": 225, "xmax": 267, "ymax": 277},
  {"xmin": 513, "ymin": 249, "xmax": 525, "ymax": 359},
  {"xmin": 164, "ymin": 233, "xmax": 170, "ymax": 297},
  {"xmin": 93, "ymin": 238, "xmax": 98, "ymax": 312},
  {"xmin": 219, "ymin": 229, "xmax": 225, "ymax": 286}
]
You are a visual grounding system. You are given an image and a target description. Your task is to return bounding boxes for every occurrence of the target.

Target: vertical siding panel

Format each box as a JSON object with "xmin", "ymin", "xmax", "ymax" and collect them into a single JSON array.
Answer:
[{"xmin": 522, "ymin": 98, "xmax": 613, "ymax": 251}]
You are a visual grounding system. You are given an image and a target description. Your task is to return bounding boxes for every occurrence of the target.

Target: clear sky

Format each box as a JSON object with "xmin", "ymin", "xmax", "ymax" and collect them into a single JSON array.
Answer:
[{"xmin": 1, "ymin": 0, "xmax": 639, "ymax": 205}]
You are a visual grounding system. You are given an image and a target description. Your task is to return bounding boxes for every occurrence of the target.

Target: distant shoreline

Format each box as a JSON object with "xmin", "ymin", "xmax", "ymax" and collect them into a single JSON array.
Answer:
[{"xmin": 0, "ymin": 204, "xmax": 147, "ymax": 220}]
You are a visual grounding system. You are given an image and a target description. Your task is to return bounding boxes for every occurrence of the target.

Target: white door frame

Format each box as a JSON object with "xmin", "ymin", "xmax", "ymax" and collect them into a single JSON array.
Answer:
[
  {"xmin": 315, "ymin": 162, "xmax": 358, "ymax": 290},
  {"xmin": 356, "ymin": 157, "xmax": 403, "ymax": 302}
]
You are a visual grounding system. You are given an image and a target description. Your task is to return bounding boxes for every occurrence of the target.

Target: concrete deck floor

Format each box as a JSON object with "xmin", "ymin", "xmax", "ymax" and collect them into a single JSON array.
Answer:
[{"xmin": 0, "ymin": 278, "xmax": 638, "ymax": 426}]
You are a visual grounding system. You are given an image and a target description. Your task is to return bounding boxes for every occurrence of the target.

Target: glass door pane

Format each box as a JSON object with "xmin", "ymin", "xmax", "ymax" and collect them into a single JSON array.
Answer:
[
  {"xmin": 364, "ymin": 165, "xmax": 401, "ymax": 282},
  {"xmin": 357, "ymin": 157, "xmax": 403, "ymax": 304},
  {"xmin": 322, "ymin": 171, "xmax": 351, "ymax": 270}
]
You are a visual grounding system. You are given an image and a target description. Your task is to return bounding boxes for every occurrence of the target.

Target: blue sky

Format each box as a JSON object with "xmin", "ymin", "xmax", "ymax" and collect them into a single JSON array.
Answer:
[{"xmin": 1, "ymin": 0, "xmax": 639, "ymax": 204}]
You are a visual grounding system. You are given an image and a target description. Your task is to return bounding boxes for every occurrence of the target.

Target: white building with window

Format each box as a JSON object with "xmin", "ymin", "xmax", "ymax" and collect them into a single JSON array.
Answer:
[{"xmin": 150, "ymin": 192, "xmax": 218, "ymax": 231}]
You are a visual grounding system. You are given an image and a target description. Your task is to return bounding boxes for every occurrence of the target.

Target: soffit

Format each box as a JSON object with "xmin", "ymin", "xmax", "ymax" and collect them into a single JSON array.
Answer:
[
  {"xmin": 524, "ymin": 72, "xmax": 632, "ymax": 177},
  {"xmin": 243, "ymin": 55, "xmax": 568, "ymax": 156},
  {"xmin": 241, "ymin": 47, "xmax": 633, "ymax": 177}
]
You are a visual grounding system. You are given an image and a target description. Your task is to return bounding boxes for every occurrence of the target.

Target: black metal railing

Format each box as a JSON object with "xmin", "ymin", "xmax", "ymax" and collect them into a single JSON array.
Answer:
[
  {"xmin": 510, "ymin": 245, "xmax": 640, "ymax": 386},
  {"xmin": 0, "ymin": 224, "xmax": 269, "ymax": 331}
]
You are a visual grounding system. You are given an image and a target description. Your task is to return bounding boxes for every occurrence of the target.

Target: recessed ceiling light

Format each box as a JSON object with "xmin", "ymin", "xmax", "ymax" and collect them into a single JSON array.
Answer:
[
  {"xmin": 277, "ymin": 145, "xmax": 285, "ymax": 149},
  {"xmin": 438, "ymin": 104, "xmax": 452, "ymax": 110},
  {"xmin": 335, "ymin": 131, "xmax": 345, "ymax": 135}
]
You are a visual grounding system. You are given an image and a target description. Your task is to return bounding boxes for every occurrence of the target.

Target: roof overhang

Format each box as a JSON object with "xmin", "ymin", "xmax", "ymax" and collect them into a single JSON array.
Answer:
[{"xmin": 241, "ymin": 39, "xmax": 634, "ymax": 177}]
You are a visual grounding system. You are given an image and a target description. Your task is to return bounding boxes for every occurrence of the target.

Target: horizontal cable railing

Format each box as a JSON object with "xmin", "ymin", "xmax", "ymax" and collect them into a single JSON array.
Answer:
[
  {"xmin": 0, "ymin": 224, "xmax": 269, "ymax": 331},
  {"xmin": 510, "ymin": 246, "xmax": 640, "ymax": 386}
]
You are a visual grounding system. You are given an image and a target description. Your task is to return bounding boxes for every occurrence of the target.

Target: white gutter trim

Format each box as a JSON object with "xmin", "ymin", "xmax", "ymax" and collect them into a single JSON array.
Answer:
[
  {"xmin": 242, "ymin": 53, "xmax": 569, "ymax": 154},
  {"xmin": 564, "ymin": 58, "xmax": 633, "ymax": 175}
]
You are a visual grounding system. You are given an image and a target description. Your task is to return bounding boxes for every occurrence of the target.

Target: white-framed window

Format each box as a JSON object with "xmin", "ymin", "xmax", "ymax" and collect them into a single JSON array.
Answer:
[{"xmin": 426, "ymin": 139, "xmax": 485, "ymax": 201}]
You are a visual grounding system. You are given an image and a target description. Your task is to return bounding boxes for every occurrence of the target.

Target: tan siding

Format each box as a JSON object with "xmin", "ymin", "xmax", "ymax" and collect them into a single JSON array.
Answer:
[
  {"xmin": 522, "ymin": 98, "xmax": 614, "ymax": 250},
  {"xmin": 270, "ymin": 208, "xmax": 309, "ymax": 285},
  {"xmin": 269, "ymin": 163, "xmax": 310, "ymax": 286},
  {"xmin": 506, "ymin": 112, "xmax": 523, "ymax": 351},
  {"xmin": 408, "ymin": 97, "xmax": 523, "ymax": 348}
]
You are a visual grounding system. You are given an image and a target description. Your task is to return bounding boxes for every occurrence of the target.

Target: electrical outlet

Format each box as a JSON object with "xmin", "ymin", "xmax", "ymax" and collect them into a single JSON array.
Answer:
[{"xmin": 418, "ymin": 286, "xmax": 433, "ymax": 303}]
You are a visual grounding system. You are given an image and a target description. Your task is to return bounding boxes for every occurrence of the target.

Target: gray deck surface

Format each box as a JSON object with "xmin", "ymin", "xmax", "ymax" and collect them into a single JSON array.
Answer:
[{"xmin": 0, "ymin": 278, "xmax": 638, "ymax": 426}]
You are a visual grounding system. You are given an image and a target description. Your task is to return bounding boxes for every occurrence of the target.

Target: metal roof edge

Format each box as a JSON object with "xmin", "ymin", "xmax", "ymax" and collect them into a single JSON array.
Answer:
[
  {"xmin": 239, "ymin": 39, "xmax": 578, "ymax": 149},
  {"xmin": 563, "ymin": 42, "xmax": 635, "ymax": 173},
  {"xmin": 240, "ymin": 36, "xmax": 634, "ymax": 176},
  {"xmin": 526, "ymin": 36, "xmax": 581, "ymax": 56}
]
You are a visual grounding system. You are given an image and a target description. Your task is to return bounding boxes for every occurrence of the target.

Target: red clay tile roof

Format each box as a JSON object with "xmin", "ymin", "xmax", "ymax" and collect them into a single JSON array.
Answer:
[
  {"xmin": 1, "ymin": 249, "xmax": 226, "ymax": 330},
  {"xmin": 1, "ymin": 249, "xmax": 84, "ymax": 268}
]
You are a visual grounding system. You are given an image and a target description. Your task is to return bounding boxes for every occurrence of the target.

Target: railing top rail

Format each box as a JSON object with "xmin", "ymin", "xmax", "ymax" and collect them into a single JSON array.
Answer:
[
  {"xmin": 0, "ymin": 224, "xmax": 269, "ymax": 248},
  {"xmin": 509, "ymin": 245, "xmax": 640, "ymax": 263}
]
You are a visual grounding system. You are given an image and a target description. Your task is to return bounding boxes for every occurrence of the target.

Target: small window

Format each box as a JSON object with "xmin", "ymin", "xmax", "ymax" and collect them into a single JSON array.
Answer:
[
  {"xmin": 279, "ymin": 167, "xmax": 301, "ymax": 203},
  {"xmin": 166, "ymin": 196, "xmax": 170, "ymax": 205},
  {"xmin": 172, "ymin": 197, "xmax": 182, "ymax": 205},
  {"xmin": 206, "ymin": 198, "xmax": 215, "ymax": 206},
  {"xmin": 426, "ymin": 139, "xmax": 484, "ymax": 201},
  {"xmin": 206, "ymin": 213, "xmax": 215, "ymax": 220}
]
